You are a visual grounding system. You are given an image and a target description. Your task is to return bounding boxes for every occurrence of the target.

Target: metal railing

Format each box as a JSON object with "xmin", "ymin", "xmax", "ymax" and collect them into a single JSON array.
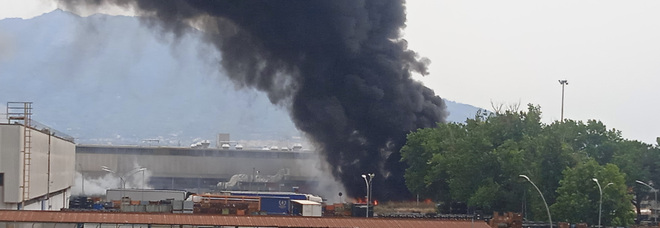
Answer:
[{"xmin": 29, "ymin": 119, "xmax": 75, "ymax": 143}]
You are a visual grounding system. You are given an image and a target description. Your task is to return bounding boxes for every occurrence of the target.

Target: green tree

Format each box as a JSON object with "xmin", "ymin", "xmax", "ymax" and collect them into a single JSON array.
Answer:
[
  {"xmin": 400, "ymin": 103, "xmax": 659, "ymax": 223},
  {"xmin": 401, "ymin": 105, "xmax": 544, "ymax": 213},
  {"xmin": 550, "ymin": 160, "xmax": 633, "ymax": 226},
  {"xmin": 612, "ymin": 140, "xmax": 660, "ymax": 223},
  {"xmin": 400, "ymin": 126, "xmax": 452, "ymax": 201}
]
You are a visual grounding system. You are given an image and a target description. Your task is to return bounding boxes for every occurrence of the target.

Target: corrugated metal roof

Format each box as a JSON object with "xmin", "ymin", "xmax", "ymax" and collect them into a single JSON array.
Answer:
[{"xmin": 0, "ymin": 210, "xmax": 492, "ymax": 228}]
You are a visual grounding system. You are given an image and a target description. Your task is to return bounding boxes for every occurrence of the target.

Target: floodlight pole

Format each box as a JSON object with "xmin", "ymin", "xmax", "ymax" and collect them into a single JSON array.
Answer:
[{"xmin": 559, "ymin": 80, "xmax": 568, "ymax": 122}]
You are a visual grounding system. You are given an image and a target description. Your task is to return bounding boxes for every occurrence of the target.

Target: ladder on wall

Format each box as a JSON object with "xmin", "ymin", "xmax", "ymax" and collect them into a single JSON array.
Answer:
[{"xmin": 6, "ymin": 102, "xmax": 33, "ymax": 204}]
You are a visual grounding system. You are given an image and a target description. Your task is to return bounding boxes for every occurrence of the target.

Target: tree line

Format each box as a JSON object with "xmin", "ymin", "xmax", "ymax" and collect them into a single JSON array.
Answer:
[{"xmin": 400, "ymin": 104, "xmax": 660, "ymax": 226}]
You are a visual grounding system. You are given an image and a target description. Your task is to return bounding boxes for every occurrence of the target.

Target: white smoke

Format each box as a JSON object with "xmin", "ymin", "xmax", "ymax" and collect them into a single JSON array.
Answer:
[
  {"xmin": 299, "ymin": 139, "xmax": 347, "ymax": 204},
  {"xmin": 311, "ymin": 164, "xmax": 348, "ymax": 204},
  {"xmin": 71, "ymin": 168, "xmax": 154, "ymax": 196},
  {"xmin": 71, "ymin": 172, "xmax": 118, "ymax": 196}
]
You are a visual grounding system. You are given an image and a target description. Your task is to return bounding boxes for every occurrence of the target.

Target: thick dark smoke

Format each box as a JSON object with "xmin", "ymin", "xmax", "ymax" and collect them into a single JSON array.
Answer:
[{"xmin": 60, "ymin": 0, "xmax": 447, "ymax": 200}]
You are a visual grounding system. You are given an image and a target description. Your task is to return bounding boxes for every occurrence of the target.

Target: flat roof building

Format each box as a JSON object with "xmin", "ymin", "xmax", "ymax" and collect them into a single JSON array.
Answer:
[
  {"xmin": 0, "ymin": 123, "xmax": 76, "ymax": 210},
  {"xmin": 1, "ymin": 102, "xmax": 76, "ymax": 210}
]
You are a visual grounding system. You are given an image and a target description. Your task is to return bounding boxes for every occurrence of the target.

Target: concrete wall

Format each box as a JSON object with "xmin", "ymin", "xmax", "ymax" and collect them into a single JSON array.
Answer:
[
  {"xmin": 0, "ymin": 124, "xmax": 75, "ymax": 208},
  {"xmin": 0, "ymin": 187, "xmax": 6, "ymax": 209},
  {"xmin": 0, "ymin": 186, "xmax": 70, "ymax": 210},
  {"xmin": 0, "ymin": 125, "xmax": 22, "ymax": 204}
]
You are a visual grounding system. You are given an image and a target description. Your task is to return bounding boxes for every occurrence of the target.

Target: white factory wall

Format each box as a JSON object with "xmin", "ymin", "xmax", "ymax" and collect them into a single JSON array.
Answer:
[
  {"xmin": 77, "ymin": 152, "xmax": 319, "ymax": 179},
  {"xmin": 0, "ymin": 124, "xmax": 75, "ymax": 210},
  {"xmin": 13, "ymin": 190, "xmax": 70, "ymax": 211},
  {"xmin": 0, "ymin": 187, "xmax": 4, "ymax": 209},
  {"xmin": 0, "ymin": 125, "xmax": 21, "ymax": 205}
]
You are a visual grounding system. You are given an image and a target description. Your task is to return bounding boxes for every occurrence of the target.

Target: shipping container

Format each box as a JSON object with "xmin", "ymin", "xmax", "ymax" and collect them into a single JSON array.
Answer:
[{"xmin": 291, "ymin": 200, "xmax": 322, "ymax": 217}]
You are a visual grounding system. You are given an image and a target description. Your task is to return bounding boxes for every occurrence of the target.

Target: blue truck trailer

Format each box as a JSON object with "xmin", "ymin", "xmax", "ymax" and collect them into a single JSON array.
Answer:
[
  {"xmin": 258, "ymin": 196, "xmax": 291, "ymax": 215},
  {"xmin": 222, "ymin": 191, "xmax": 326, "ymax": 215}
]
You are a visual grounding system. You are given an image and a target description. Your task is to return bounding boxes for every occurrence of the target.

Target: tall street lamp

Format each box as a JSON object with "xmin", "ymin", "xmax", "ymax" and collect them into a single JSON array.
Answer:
[
  {"xmin": 141, "ymin": 168, "xmax": 146, "ymax": 189},
  {"xmin": 369, "ymin": 173, "xmax": 374, "ymax": 212},
  {"xmin": 131, "ymin": 168, "xmax": 147, "ymax": 189},
  {"xmin": 102, "ymin": 166, "xmax": 147, "ymax": 189},
  {"xmin": 636, "ymin": 180, "xmax": 658, "ymax": 224},
  {"xmin": 361, "ymin": 173, "xmax": 375, "ymax": 218},
  {"xmin": 558, "ymin": 80, "xmax": 568, "ymax": 122},
  {"xmin": 520, "ymin": 175, "xmax": 552, "ymax": 228},
  {"xmin": 593, "ymin": 178, "xmax": 613, "ymax": 228}
]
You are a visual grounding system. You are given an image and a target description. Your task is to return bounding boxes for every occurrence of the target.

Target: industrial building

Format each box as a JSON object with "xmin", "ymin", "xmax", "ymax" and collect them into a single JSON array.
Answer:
[
  {"xmin": 1, "ymin": 102, "xmax": 323, "ymax": 212},
  {"xmin": 0, "ymin": 102, "xmax": 76, "ymax": 210},
  {"xmin": 76, "ymin": 143, "xmax": 322, "ymax": 194}
]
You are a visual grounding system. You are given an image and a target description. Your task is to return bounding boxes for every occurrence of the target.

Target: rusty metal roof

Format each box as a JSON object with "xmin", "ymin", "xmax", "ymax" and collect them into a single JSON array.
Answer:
[{"xmin": 0, "ymin": 210, "xmax": 492, "ymax": 228}]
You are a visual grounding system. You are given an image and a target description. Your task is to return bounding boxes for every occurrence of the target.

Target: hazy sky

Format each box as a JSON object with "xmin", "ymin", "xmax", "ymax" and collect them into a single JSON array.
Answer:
[
  {"xmin": 2, "ymin": 0, "xmax": 659, "ymax": 144},
  {"xmin": 403, "ymin": 1, "xmax": 660, "ymax": 144}
]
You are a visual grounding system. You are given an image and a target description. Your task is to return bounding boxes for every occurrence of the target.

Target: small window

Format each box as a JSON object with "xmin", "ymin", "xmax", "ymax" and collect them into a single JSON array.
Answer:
[{"xmin": 0, "ymin": 173, "xmax": 4, "ymax": 186}]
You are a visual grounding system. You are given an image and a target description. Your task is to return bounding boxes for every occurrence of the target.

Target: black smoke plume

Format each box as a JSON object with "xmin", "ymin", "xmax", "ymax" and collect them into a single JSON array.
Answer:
[{"xmin": 60, "ymin": 0, "xmax": 447, "ymax": 200}]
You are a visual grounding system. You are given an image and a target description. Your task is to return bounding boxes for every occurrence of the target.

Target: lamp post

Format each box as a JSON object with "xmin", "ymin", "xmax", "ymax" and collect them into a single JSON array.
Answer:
[
  {"xmin": 131, "ymin": 168, "xmax": 147, "ymax": 189},
  {"xmin": 558, "ymin": 80, "xmax": 568, "ymax": 122},
  {"xmin": 361, "ymin": 173, "xmax": 375, "ymax": 218},
  {"xmin": 636, "ymin": 180, "xmax": 658, "ymax": 223},
  {"xmin": 593, "ymin": 178, "xmax": 613, "ymax": 228},
  {"xmin": 101, "ymin": 166, "xmax": 147, "ymax": 189},
  {"xmin": 101, "ymin": 166, "xmax": 123, "ymax": 189},
  {"xmin": 520, "ymin": 175, "xmax": 552, "ymax": 228},
  {"xmin": 78, "ymin": 163, "xmax": 85, "ymax": 195},
  {"xmin": 141, "ymin": 168, "xmax": 145, "ymax": 189},
  {"xmin": 369, "ymin": 173, "xmax": 374, "ymax": 210}
]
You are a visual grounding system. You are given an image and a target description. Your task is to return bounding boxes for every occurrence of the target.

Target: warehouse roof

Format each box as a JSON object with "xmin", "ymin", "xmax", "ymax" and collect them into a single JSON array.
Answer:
[{"xmin": 0, "ymin": 210, "xmax": 491, "ymax": 228}]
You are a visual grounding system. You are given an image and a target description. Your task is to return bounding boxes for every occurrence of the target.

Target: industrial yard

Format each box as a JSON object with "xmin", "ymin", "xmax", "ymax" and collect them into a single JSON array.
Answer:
[{"xmin": 0, "ymin": 102, "xmax": 476, "ymax": 228}]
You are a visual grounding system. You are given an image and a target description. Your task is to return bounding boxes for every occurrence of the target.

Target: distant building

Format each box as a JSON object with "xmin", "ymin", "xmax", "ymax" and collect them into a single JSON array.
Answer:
[{"xmin": 76, "ymin": 145, "xmax": 321, "ymax": 193}]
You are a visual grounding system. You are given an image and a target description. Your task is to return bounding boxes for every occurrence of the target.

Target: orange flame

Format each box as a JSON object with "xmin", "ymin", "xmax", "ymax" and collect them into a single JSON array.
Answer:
[
  {"xmin": 353, "ymin": 198, "xmax": 379, "ymax": 205},
  {"xmin": 353, "ymin": 198, "xmax": 367, "ymax": 204}
]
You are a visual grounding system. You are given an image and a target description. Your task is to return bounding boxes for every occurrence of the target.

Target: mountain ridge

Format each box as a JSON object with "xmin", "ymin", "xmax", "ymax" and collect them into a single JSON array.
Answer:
[{"xmin": 0, "ymin": 10, "xmax": 484, "ymax": 146}]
